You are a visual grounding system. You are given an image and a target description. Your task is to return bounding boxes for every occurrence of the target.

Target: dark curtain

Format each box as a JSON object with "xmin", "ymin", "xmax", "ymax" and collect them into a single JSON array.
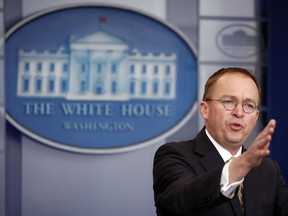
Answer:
[{"xmin": 267, "ymin": 0, "xmax": 288, "ymax": 181}]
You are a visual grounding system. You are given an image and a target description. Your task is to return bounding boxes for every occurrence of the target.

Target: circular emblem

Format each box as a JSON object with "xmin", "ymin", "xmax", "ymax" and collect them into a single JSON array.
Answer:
[
  {"xmin": 216, "ymin": 24, "xmax": 263, "ymax": 58},
  {"xmin": 5, "ymin": 4, "xmax": 197, "ymax": 153}
]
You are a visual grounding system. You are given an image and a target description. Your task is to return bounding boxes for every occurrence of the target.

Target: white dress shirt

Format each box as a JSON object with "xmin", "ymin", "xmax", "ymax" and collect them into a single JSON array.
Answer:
[{"xmin": 205, "ymin": 129, "xmax": 244, "ymax": 198}]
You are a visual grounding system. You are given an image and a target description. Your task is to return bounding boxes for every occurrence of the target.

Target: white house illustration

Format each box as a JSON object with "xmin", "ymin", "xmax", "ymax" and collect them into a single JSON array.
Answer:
[{"xmin": 17, "ymin": 30, "xmax": 177, "ymax": 100}]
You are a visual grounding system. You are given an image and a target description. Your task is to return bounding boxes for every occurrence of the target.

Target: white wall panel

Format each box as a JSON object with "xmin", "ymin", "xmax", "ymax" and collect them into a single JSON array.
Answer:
[
  {"xmin": 199, "ymin": 20, "xmax": 259, "ymax": 63},
  {"xmin": 200, "ymin": 0, "xmax": 255, "ymax": 17},
  {"xmin": 23, "ymin": 0, "xmax": 166, "ymax": 19},
  {"xmin": 22, "ymin": 136, "xmax": 159, "ymax": 216}
]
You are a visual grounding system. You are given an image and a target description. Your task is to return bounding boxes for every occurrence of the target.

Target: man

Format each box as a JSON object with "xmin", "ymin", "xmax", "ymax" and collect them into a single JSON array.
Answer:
[{"xmin": 153, "ymin": 67, "xmax": 288, "ymax": 216}]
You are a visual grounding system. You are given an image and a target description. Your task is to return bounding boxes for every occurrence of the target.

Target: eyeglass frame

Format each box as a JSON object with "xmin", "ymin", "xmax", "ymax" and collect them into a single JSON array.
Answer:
[{"xmin": 205, "ymin": 98, "xmax": 259, "ymax": 114}]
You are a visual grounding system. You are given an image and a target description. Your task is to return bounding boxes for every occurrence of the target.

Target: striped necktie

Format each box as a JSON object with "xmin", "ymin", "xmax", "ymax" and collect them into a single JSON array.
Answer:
[{"xmin": 238, "ymin": 183, "xmax": 244, "ymax": 212}]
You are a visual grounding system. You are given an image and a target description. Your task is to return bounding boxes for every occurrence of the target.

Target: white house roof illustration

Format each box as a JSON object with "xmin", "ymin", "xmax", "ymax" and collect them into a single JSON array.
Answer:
[
  {"xmin": 17, "ymin": 29, "xmax": 177, "ymax": 100},
  {"xmin": 69, "ymin": 30, "xmax": 129, "ymax": 51}
]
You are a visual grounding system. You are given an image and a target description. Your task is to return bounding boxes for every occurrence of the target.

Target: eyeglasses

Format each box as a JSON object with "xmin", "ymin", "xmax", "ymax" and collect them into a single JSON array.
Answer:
[{"xmin": 205, "ymin": 99, "xmax": 258, "ymax": 114}]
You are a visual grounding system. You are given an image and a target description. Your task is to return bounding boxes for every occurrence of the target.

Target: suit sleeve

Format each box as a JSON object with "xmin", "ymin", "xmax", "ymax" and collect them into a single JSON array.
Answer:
[{"xmin": 272, "ymin": 161, "xmax": 288, "ymax": 216}]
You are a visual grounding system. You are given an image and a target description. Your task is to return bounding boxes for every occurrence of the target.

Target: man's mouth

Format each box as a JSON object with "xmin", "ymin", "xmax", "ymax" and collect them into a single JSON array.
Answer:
[{"xmin": 229, "ymin": 123, "xmax": 243, "ymax": 130}]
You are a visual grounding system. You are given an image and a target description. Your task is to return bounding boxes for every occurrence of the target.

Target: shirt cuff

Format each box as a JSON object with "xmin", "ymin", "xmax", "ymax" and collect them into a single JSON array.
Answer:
[{"xmin": 220, "ymin": 160, "xmax": 244, "ymax": 199}]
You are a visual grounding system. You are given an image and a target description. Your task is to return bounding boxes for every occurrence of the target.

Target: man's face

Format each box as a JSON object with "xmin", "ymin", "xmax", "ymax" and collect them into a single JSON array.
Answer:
[{"xmin": 200, "ymin": 72, "xmax": 260, "ymax": 154}]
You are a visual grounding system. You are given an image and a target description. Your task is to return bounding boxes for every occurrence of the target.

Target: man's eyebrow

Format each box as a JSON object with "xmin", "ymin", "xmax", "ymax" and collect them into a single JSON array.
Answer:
[
  {"xmin": 220, "ymin": 95, "xmax": 257, "ymax": 102},
  {"xmin": 219, "ymin": 95, "xmax": 236, "ymax": 99},
  {"xmin": 243, "ymin": 98, "xmax": 257, "ymax": 103}
]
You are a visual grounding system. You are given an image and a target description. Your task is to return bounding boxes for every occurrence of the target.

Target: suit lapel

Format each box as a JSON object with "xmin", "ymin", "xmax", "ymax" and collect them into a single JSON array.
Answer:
[
  {"xmin": 194, "ymin": 128, "xmax": 225, "ymax": 171},
  {"xmin": 199, "ymin": 150, "xmax": 224, "ymax": 171}
]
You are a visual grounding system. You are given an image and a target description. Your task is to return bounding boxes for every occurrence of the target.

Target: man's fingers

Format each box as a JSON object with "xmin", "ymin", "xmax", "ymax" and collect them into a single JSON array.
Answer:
[
  {"xmin": 243, "ymin": 119, "xmax": 276, "ymax": 168},
  {"xmin": 259, "ymin": 119, "xmax": 276, "ymax": 142},
  {"xmin": 249, "ymin": 119, "xmax": 276, "ymax": 153},
  {"xmin": 267, "ymin": 119, "xmax": 276, "ymax": 132}
]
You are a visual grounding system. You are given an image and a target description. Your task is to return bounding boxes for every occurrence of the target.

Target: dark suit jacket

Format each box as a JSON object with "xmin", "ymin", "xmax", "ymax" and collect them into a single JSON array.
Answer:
[{"xmin": 153, "ymin": 127, "xmax": 288, "ymax": 216}]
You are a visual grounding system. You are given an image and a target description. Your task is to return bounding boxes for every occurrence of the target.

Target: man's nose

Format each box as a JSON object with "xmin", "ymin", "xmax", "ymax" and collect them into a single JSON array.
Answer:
[{"xmin": 232, "ymin": 103, "xmax": 244, "ymax": 117}]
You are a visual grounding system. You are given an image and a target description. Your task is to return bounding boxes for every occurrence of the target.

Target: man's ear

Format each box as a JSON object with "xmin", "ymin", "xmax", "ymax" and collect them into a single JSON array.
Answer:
[
  {"xmin": 200, "ymin": 101, "xmax": 208, "ymax": 119},
  {"xmin": 253, "ymin": 109, "xmax": 260, "ymax": 127}
]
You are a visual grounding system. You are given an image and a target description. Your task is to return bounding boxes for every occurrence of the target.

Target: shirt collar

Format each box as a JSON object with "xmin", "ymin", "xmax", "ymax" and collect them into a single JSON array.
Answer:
[{"xmin": 205, "ymin": 129, "xmax": 242, "ymax": 163}]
